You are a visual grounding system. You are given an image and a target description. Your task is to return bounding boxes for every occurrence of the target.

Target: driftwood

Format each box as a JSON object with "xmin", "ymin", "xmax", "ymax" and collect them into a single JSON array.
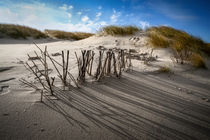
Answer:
[
  {"xmin": 21, "ymin": 43, "xmax": 134, "ymax": 102},
  {"xmin": 34, "ymin": 42, "xmax": 78, "ymax": 88},
  {"xmin": 95, "ymin": 51, "xmax": 103, "ymax": 80},
  {"xmin": 94, "ymin": 49, "xmax": 129, "ymax": 81},
  {"xmin": 26, "ymin": 46, "xmax": 54, "ymax": 95},
  {"xmin": 76, "ymin": 50, "xmax": 95, "ymax": 83}
]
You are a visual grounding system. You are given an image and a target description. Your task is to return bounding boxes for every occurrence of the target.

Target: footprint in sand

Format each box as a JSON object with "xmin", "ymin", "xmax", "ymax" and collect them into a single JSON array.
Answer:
[
  {"xmin": 202, "ymin": 97, "xmax": 210, "ymax": 102},
  {"xmin": 0, "ymin": 85, "xmax": 10, "ymax": 94},
  {"xmin": 0, "ymin": 78, "xmax": 15, "ymax": 95}
]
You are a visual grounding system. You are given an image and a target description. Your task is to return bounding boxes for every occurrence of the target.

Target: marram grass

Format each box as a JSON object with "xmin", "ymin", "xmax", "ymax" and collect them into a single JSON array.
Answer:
[
  {"xmin": 190, "ymin": 53, "xmax": 206, "ymax": 68},
  {"xmin": 147, "ymin": 26, "xmax": 210, "ymax": 68},
  {"xmin": 158, "ymin": 66, "xmax": 171, "ymax": 73},
  {"xmin": 0, "ymin": 24, "xmax": 47, "ymax": 39},
  {"xmin": 99, "ymin": 25, "xmax": 141, "ymax": 36},
  {"xmin": 45, "ymin": 30, "xmax": 94, "ymax": 40}
]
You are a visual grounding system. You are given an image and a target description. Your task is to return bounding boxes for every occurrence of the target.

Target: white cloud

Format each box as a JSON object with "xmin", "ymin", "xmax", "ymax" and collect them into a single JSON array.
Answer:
[
  {"xmin": 67, "ymin": 13, "xmax": 72, "ymax": 18},
  {"xmin": 0, "ymin": 2, "xmax": 69, "ymax": 30},
  {"xmin": 98, "ymin": 6, "xmax": 102, "ymax": 10},
  {"xmin": 0, "ymin": 8, "xmax": 19, "ymax": 23},
  {"xmin": 96, "ymin": 12, "xmax": 102, "ymax": 17},
  {"xmin": 77, "ymin": 12, "xmax": 82, "ymax": 15},
  {"xmin": 68, "ymin": 5, "xmax": 73, "ymax": 10},
  {"xmin": 59, "ymin": 4, "xmax": 67, "ymax": 10},
  {"xmin": 100, "ymin": 21, "xmax": 107, "ymax": 26},
  {"xmin": 0, "ymin": 1, "xmax": 110, "ymax": 33},
  {"xmin": 139, "ymin": 21, "xmax": 150, "ymax": 29},
  {"xmin": 82, "ymin": 16, "xmax": 89, "ymax": 22},
  {"xmin": 110, "ymin": 9, "xmax": 121, "ymax": 23},
  {"xmin": 59, "ymin": 4, "xmax": 74, "ymax": 11},
  {"xmin": 95, "ymin": 12, "xmax": 102, "ymax": 20},
  {"xmin": 126, "ymin": 13, "xmax": 134, "ymax": 17}
]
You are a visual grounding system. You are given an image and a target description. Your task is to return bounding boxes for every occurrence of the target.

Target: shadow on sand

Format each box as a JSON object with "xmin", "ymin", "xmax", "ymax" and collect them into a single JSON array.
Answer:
[
  {"xmin": 42, "ymin": 70, "xmax": 210, "ymax": 140},
  {"xmin": 0, "ymin": 38, "xmax": 62, "ymax": 44}
]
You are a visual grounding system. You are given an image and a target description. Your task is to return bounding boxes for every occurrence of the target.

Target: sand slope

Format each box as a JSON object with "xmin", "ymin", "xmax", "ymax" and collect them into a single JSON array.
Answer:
[{"xmin": 0, "ymin": 36, "xmax": 210, "ymax": 140}]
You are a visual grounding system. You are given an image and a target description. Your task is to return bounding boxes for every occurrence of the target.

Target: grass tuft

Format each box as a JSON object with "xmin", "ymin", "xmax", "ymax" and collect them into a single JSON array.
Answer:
[
  {"xmin": 148, "ymin": 32, "xmax": 170, "ymax": 48},
  {"xmin": 0, "ymin": 24, "xmax": 47, "ymax": 39},
  {"xmin": 190, "ymin": 53, "xmax": 206, "ymax": 68},
  {"xmin": 99, "ymin": 25, "xmax": 141, "ymax": 36},
  {"xmin": 45, "ymin": 30, "xmax": 94, "ymax": 40},
  {"xmin": 158, "ymin": 66, "xmax": 171, "ymax": 73}
]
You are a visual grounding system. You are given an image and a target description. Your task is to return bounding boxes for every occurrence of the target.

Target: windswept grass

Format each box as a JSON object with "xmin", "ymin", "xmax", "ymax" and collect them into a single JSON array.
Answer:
[
  {"xmin": 190, "ymin": 53, "xmax": 206, "ymax": 68},
  {"xmin": 45, "ymin": 30, "xmax": 94, "ymax": 40},
  {"xmin": 147, "ymin": 26, "xmax": 210, "ymax": 68},
  {"xmin": 148, "ymin": 33, "xmax": 170, "ymax": 48},
  {"xmin": 147, "ymin": 26, "xmax": 209, "ymax": 54},
  {"xmin": 158, "ymin": 66, "xmax": 171, "ymax": 73},
  {"xmin": 99, "ymin": 25, "xmax": 141, "ymax": 36},
  {"xmin": 0, "ymin": 24, "xmax": 47, "ymax": 39}
]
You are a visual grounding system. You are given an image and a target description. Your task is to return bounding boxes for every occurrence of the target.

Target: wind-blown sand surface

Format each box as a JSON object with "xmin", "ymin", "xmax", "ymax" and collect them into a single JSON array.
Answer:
[{"xmin": 0, "ymin": 35, "xmax": 210, "ymax": 140}]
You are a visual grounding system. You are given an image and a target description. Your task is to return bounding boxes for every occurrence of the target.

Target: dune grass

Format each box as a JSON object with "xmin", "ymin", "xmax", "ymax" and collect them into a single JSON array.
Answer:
[
  {"xmin": 99, "ymin": 25, "xmax": 141, "ymax": 36},
  {"xmin": 158, "ymin": 66, "xmax": 171, "ymax": 73},
  {"xmin": 0, "ymin": 24, "xmax": 47, "ymax": 39},
  {"xmin": 147, "ymin": 26, "xmax": 209, "ymax": 54},
  {"xmin": 190, "ymin": 53, "xmax": 206, "ymax": 68},
  {"xmin": 148, "ymin": 33, "xmax": 170, "ymax": 48},
  {"xmin": 45, "ymin": 30, "xmax": 94, "ymax": 40},
  {"xmin": 146, "ymin": 26, "xmax": 210, "ymax": 68}
]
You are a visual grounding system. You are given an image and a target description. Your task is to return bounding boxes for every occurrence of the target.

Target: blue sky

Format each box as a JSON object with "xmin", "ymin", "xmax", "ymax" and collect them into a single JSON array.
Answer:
[{"xmin": 0, "ymin": 0, "xmax": 210, "ymax": 42}]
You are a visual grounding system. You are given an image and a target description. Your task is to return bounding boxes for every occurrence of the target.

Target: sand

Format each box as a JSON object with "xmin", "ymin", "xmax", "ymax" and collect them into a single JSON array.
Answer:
[{"xmin": 0, "ymin": 35, "xmax": 210, "ymax": 140}]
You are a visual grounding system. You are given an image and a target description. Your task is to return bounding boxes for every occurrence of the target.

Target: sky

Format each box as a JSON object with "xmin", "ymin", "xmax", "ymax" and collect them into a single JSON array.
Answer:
[{"xmin": 0, "ymin": 0, "xmax": 210, "ymax": 42}]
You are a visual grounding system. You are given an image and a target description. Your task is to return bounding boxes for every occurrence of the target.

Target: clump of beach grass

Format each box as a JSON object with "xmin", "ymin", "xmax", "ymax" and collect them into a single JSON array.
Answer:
[
  {"xmin": 158, "ymin": 66, "xmax": 171, "ymax": 73},
  {"xmin": 99, "ymin": 25, "xmax": 141, "ymax": 36},
  {"xmin": 148, "ymin": 33, "xmax": 170, "ymax": 48},
  {"xmin": 146, "ymin": 26, "xmax": 210, "ymax": 68},
  {"xmin": 45, "ymin": 30, "xmax": 94, "ymax": 40},
  {"xmin": 0, "ymin": 24, "xmax": 47, "ymax": 39},
  {"xmin": 190, "ymin": 53, "xmax": 206, "ymax": 68}
]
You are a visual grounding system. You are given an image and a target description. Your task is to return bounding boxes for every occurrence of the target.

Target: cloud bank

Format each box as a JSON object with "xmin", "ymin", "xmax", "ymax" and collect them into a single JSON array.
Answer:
[{"xmin": 0, "ymin": 1, "xmax": 110, "ymax": 32}]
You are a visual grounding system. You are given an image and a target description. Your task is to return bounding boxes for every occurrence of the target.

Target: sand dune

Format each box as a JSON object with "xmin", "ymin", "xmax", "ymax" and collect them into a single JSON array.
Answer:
[{"xmin": 0, "ymin": 35, "xmax": 210, "ymax": 140}]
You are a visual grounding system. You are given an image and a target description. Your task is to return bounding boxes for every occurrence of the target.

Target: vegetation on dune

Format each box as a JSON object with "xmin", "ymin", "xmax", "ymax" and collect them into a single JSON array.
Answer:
[
  {"xmin": 99, "ymin": 25, "xmax": 141, "ymax": 36},
  {"xmin": 190, "ymin": 53, "xmax": 206, "ymax": 68},
  {"xmin": 0, "ymin": 24, "xmax": 93, "ymax": 40},
  {"xmin": 147, "ymin": 26, "xmax": 210, "ymax": 68},
  {"xmin": 203, "ymin": 43, "xmax": 210, "ymax": 55},
  {"xmin": 158, "ymin": 66, "xmax": 171, "ymax": 73},
  {"xmin": 148, "ymin": 33, "xmax": 170, "ymax": 48},
  {"xmin": 0, "ymin": 24, "xmax": 47, "ymax": 39},
  {"xmin": 45, "ymin": 30, "xmax": 94, "ymax": 40}
]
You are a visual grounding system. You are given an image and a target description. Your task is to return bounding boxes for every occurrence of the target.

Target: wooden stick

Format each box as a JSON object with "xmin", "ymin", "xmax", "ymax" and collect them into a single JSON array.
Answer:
[
  {"xmin": 75, "ymin": 52, "xmax": 81, "ymax": 79},
  {"xmin": 67, "ymin": 72, "xmax": 79, "ymax": 88},
  {"xmin": 43, "ymin": 47, "xmax": 53, "ymax": 95},
  {"xmin": 62, "ymin": 51, "xmax": 66, "ymax": 88},
  {"xmin": 65, "ymin": 50, "xmax": 70, "ymax": 82},
  {"xmin": 25, "ymin": 61, "xmax": 46, "ymax": 90},
  {"xmin": 48, "ymin": 53, "xmax": 63, "ymax": 82},
  {"xmin": 19, "ymin": 78, "xmax": 40, "ymax": 90},
  {"xmin": 89, "ymin": 51, "xmax": 95, "ymax": 75},
  {"xmin": 95, "ymin": 51, "xmax": 103, "ymax": 79},
  {"xmin": 112, "ymin": 52, "xmax": 118, "ymax": 77},
  {"xmin": 97, "ymin": 52, "xmax": 108, "ymax": 81},
  {"xmin": 34, "ymin": 51, "xmax": 44, "ymax": 66}
]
